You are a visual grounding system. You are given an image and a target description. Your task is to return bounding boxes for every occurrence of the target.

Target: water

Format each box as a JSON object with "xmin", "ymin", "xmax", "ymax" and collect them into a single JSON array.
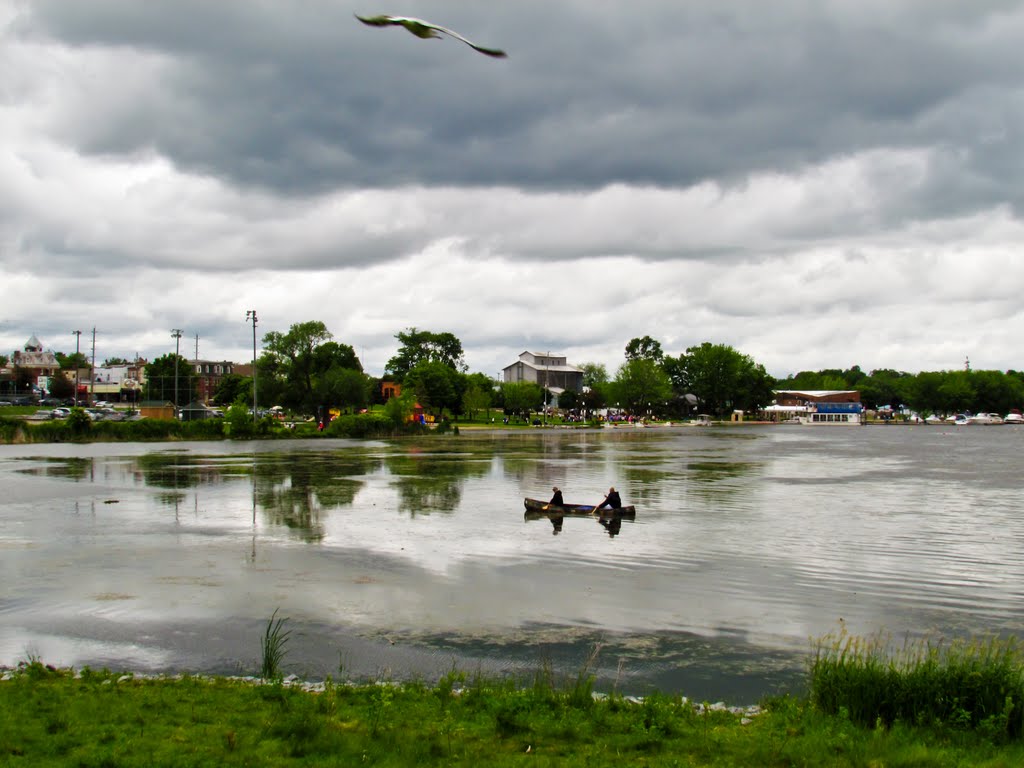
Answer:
[{"xmin": 2, "ymin": 424, "xmax": 1022, "ymax": 701}]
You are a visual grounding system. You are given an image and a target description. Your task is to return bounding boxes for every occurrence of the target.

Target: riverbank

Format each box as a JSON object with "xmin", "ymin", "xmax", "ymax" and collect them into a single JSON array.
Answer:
[{"xmin": 3, "ymin": 662, "xmax": 1022, "ymax": 767}]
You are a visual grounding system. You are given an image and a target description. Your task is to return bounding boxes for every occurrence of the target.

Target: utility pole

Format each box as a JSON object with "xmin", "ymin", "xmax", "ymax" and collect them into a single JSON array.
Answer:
[
  {"xmin": 246, "ymin": 310, "xmax": 258, "ymax": 422},
  {"xmin": 171, "ymin": 329, "xmax": 182, "ymax": 417},
  {"xmin": 89, "ymin": 328, "xmax": 96, "ymax": 405},
  {"xmin": 72, "ymin": 330, "xmax": 81, "ymax": 408}
]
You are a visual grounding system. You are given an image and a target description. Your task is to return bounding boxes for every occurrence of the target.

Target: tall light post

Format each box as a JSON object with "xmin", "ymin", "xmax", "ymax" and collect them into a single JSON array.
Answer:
[
  {"xmin": 171, "ymin": 329, "xmax": 182, "ymax": 416},
  {"xmin": 246, "ymin": 310, "xmax": 258, "ymax": 422},
  {"xmin": 72, "ymin": 330, "xmax": 82, "ymax": 408}
]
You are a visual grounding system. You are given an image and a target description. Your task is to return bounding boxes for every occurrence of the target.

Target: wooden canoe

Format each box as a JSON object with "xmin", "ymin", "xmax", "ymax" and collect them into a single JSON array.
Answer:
[{"xmin": 523, "ymin": 497, "xmax": 636, "ymax": 518}]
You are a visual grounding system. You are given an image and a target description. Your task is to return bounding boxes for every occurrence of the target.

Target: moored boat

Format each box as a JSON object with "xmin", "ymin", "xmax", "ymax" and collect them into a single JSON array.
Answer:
[{"xmin": 523, "ymin": 498, "xmax": 637, "ymax": 517}]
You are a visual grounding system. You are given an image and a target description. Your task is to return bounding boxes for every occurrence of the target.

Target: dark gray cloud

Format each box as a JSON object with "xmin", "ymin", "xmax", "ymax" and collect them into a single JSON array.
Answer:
[{"xmin": 4, "ymin": 0, "xmax": 1024, "ymax": 377}]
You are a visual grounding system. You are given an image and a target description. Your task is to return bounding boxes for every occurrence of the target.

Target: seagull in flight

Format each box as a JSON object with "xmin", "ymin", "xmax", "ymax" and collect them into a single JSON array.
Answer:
[{"xmin": 355, "ymin": 14, "xmax": 507, "ymax": 58}]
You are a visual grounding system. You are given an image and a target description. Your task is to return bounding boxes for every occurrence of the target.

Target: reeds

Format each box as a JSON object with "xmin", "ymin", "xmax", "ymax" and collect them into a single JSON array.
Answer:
[
  {"xmin": 809, "ymin": 626, "xmax": 1024, "ymax": 739},
  {"xmin": 259, "ymin": 608, "xmax": 292, "ymax": 680}
]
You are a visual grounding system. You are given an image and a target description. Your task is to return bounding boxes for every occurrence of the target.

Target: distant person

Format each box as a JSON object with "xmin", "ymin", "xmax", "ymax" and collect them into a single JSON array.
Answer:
[
  {"xmin": 550, "ymin": 486, "xmax": 564, "ymax": 506},
  {"xmin": 595, "ymin": 486, "xmax": 621, "ymax": 511}
]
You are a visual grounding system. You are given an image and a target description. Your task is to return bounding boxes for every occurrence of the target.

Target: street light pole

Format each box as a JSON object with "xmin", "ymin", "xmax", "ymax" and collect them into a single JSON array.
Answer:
[
  {"xmin": 72, "ymin": 330, "xmax": 81, "ymax": 408},
  {"xmin": 171, "ymin": 329, "xmax": 182, "ymax": 417},
  {"xmin": 245, "ymin": 310, "xmax": 258, "ymax": 422}
]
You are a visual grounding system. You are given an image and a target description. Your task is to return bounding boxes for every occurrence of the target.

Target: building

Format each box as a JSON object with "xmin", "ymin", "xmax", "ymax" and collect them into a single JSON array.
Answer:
[
  {"xmin": 764, "ymin": 390, "xmax": 863, "ymax": 422},
  {"xmin": 2, "ymin": 335, "xmax": 60, "ymax": 397},
  {"xmin": 192, "ymin": 360, "xmax": 235, "ymax": 403},
  {"xmin": 502, "ymin": 351, "xmax": 584, "ymax": 406},
  {"xmin": 87, "ymin": 359, "xmax": 148, "ymax": 403}
]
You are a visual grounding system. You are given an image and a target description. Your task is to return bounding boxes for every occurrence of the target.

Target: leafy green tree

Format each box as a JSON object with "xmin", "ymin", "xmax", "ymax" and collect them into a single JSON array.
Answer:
[
  {"xmin": 906, "ymin": 371, "xmax": 945, "ymax": 416},
  {"xmin": 0, "ymin": 354, "xmax": 7, "ymax": 368},
  {"xmin": 579, "ymin": 362, "xmax": 609, "ymax": 387},
  {"xmin": 404, "ymin": 360, "xmax": 463, "ymax": 420},
  {"xmin": 461, "ymin": 383, "xmax": 491, "ymax": 421},
  {"xmin": 970, "ymin": 370, "xmax": 1024, "ymax": 414},
  {"xmin": 262, "ymin": 321, "xmax": 334, "ymax": 411},
  {"xmin": 143, "ymin": 354, "xmax": 197, "ymax": 404},
  {"xmin": 502, "ymin": 381, "xmax": 543, "ymax": 421},
  {"xmin": 666, "ymin": 342, "xmax": 772, "ymax": 417},
  {"xmin": 55, "ymin": 351, "xmax": 90, "ymax": 372},
  {"xmin": 212, "ymin": 373, "xmax": 250, "ymax": 406},
  {"xmin": 318, "ymin": 367, "xmax": 370, "ymax": 413},
  {"xmin": 556, "ymin": 387, "xmax": 580, "ymax": 412},
  {"xmin": 625, "ymin": 336, "xmax": 664, "ymax": 363},
  {"xmin": 385, "ymin": 328, "xmax": 466, "ymax": 380},
  {"xmin": 612, "ymin": 358, "xmax": 672, "ymax": 415},
  {"xmin": 260, "ymin": 321, "xmax": 363, "ymax": 414},
  {"xmin": 48, "ymin": 370, "xmax": 75, "ymax": 399},
  {"xmin": 859, "ymin": 369, "xmax": 912, "ymax": 409},
  {"xmin": 937, "ymin": 371, "xmax": 975, "ymax": 413},
  {"xmin": 102, "ymin": 357, "xmax": 130, "ymax": 366}
]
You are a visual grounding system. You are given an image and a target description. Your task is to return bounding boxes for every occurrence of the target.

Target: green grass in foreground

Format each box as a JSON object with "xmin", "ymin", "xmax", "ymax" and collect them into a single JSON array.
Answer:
[{"xmin": 3, "ymin": 661, "xmax": 1024, "ymax": 767}]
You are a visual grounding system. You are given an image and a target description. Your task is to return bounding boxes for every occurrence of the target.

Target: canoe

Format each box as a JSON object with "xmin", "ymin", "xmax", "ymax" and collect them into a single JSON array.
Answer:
[{"xmin": 523, "ymin": 497, "xmax": 636, "ymax": 517}]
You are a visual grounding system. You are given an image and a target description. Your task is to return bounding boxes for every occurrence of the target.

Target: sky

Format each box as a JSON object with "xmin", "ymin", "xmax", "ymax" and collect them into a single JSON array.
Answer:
[{"xmin": 3, "ymin": 0, "xmax": 1024, "ymax": 379}]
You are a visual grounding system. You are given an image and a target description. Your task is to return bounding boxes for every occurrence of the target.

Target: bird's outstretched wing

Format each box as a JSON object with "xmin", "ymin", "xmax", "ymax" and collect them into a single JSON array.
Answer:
[{"xmin": 355, "ymin": 14, "xmax": 507, "ymax": 58}]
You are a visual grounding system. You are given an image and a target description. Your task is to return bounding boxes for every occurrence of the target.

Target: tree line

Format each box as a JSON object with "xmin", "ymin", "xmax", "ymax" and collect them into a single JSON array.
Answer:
[{"xmin": 28, "ymin": 322, "xmax": 1021, "ymax": 421}]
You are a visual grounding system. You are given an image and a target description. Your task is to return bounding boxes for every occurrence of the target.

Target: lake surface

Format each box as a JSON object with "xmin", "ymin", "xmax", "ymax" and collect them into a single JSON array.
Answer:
[{"xmin": 2, "ymin": 424, "xmax": 1023, "ymax": 702}]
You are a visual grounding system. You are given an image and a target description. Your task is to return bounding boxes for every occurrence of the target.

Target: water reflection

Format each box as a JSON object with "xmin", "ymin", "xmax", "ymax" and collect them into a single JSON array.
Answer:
[
  {"xmin": 385, "ymin": 448, "xmax": 491, "ymax": 516},
  {"xmin": 4, "ymin": 428, "xmax": 1024, "ymax": 700}
]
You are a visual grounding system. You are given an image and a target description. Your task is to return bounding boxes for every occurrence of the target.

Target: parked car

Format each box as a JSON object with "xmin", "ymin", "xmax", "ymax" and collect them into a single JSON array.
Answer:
[{"xmin": 51, "ymin": 407, "xmax": 71, "ymax": 419}]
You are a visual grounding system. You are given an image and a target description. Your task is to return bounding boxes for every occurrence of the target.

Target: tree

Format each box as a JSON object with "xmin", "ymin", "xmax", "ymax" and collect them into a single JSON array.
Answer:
[
  {"xmin": 461, "ymin": 383, "xmax": 491, "ymax": 421},
  {"xmin": 625, "ymin": 336, "xmax": 664, "ymax": 363},
  {"xmin": 385, "ymin": 328, "xmax": 466, "ymax": 380},
  {"xmin": 667, "ymin": 342, "xmax": 772, "ymax": 417},
  {"xmin": 502, "ymin": 381, "xmax": 543, "ymax": 421},
  {"xmin": 212, "ymin": 373, "xmax": 251, "ymax": 406},
  {"xmin": 48, "ymin": 370, "xmax": 75, "ymax": 399},
  {"xmin": 404, "ymin": 360, "xmax": 463, "ymax": 420},
  {"xmin": 556, "ymin": 387, "xmax": 580, "ymax": 412},
  {"xmin": 318, "ymin": 367, "xmax": 370, "ymax": 413},
  {"xmin": 260, "ymin": 321, "xmax": 364, "ymax": 415},
  {"xmin": 611, "ymin": 358, "xmax": 672, "ymax": 415},
  {"xmin": 144, "ymin": 354, "xmax": 197, "ymax": 404},
  {"xmin": 55, "ymin": 351, "xmax": 90, "ymax": 372},
  {"xmin": 579, "ymin": 362, "xmax": 609, "ymax": 387},
  {"xmin": 102, "ymin": 357, "xmax": 130, "ymax": 367},
  {"xmin": 262, "ymin": 321, "xmax": 334, "ymax": 411},
  {"xmin": 937, "ymin": 371, "xmax": 975, "ymax": 414}
]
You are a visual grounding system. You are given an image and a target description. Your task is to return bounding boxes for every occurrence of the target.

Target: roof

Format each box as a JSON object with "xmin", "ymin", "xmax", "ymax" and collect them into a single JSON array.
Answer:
[{"xmin": 773, "ymin": 390, "xmax": 859, "ymax": 397}]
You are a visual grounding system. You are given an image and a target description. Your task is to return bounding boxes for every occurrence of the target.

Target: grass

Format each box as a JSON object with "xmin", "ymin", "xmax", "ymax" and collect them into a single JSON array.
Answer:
[
  {"xmin": 809, "ymin": 626, "xmax": 1024, "ymax": 740},
  {"xmin": 5, "ymin": 629, "xmax": 1024, "ymax": 766},
  {"xmin": 259, "ymin": 609, "xmax": 292, "ymax": 681}
]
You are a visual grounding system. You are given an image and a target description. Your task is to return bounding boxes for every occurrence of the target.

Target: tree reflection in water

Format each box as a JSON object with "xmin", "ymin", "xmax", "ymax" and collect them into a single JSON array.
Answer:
[
  {"xmin": 253, "ymin": 452, "xmax": 381, "ymax": 542},
  {"xmin": 385, "ymin": 450, "xmax": 491, "ymax": 516}
]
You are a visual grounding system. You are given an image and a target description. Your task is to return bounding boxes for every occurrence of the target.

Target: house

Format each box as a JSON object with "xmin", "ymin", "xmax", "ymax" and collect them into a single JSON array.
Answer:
[
  {"xmin": 88, "ymin": 359, "xmax": 148, "ymax": 403},
  {"xmin": 1, "ymin": 335, "xmax": 60, "ymax": 397},
  {"xmin": 502, "ymin": 351, "xmax": 584, "ymax": 406},
  {"xmin": 191, "ymin": 359, "xmax": 235, "ymax": 403},
  {"xmin": 381, "ymin": 380, "xmax": 401, "ymax": 401}
]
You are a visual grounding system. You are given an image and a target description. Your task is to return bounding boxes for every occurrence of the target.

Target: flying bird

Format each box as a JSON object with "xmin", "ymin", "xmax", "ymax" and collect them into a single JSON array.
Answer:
[{"xmin": 355, "ymin": 14, "xmax": 507, "ymax": 58}]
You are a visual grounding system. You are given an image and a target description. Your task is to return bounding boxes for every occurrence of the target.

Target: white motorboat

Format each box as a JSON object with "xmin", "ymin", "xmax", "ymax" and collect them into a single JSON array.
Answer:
[{"xmin": 968, "ymin": 413, "xmax": 1003, "ymax": 425}]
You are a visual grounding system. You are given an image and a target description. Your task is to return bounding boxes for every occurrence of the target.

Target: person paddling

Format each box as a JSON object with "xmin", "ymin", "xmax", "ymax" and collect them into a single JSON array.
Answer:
[
  {"xmin": 549, "ymin": 486, "xmax": 564, "ymax": 506},
  {"xmin": 594, "ymin": 486, "xmax": 621, "ymax": 512}
]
